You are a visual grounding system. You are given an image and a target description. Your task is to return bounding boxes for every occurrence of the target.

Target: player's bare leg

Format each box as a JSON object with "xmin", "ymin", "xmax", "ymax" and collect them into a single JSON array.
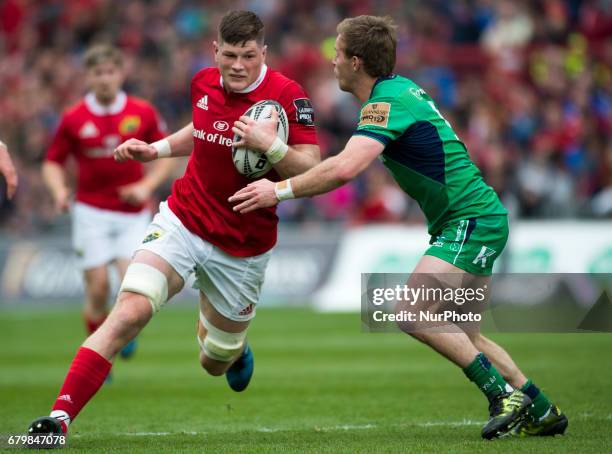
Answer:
[
  {"xmin": 196, "ymin": 292, "xmax": 254, "ymax": 391},
  {"xmin": 397, "ymin": 256, "xmax": 486, "ymax": 367},
  {"xmin": 86, "ymin": 250, "xmax": 184, "ymax": 357},
  {"xmin": 82, "ymin": 265, "xmax": 110, "ymax": 335},
  {"xmin": 29, "ymin": 250, "xmax": 184, "ymax": 436},
  {"xmin": 467, "ymin": 333, "xmax": 527, "ymax": 388},
  {"xmin": 113, "ymin": 258, "xmax": 131, "ymax": 290},
  {"xmin": 396, "ymin": 255, "xmax": 530, "ymax": 439},
  {"xmin": 112, "ymin": 257, "xmax": 139, "ymax": 359}
]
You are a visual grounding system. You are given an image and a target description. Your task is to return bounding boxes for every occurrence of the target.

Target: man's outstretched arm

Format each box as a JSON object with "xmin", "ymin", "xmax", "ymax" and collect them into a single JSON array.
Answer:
[
  {"xmin": 229, "ymin": 135, "xmax": 384, "ymax": 213},
  {"xmin": 114, "ymin": 122, "xmax": 195, "ymax": 162}
]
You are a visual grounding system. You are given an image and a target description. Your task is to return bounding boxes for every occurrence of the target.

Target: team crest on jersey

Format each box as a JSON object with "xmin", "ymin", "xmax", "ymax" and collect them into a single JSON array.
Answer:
[
  {"xmin": 142, "ymin": 230, "xmax": 163, "ymax": 244},
  {"xmin": 358, "ymin": 102, "xmax": 390, "ymax": 128},
  {"xmin": 79, "ymin": 121, "xmax": 99, "ymax": 138},
  {"xmin": 119, "ymin": 116, "xmax": 141, "ymax": 135},
  {"xmin": 213, "ymin": 121, "xmax": 229, "ymax": 131}
]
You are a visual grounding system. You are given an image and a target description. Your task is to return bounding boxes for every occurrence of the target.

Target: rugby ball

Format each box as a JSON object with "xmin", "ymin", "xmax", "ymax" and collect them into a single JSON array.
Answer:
[{"xmin": 232, "ymin": 100, "xmax": 289, "ymax": 179}]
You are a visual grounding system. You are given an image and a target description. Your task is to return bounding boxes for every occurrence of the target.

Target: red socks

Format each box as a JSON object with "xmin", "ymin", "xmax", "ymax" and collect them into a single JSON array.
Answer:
[
  {"xmin": 51, "ymin": 347, "xmax": 112, "ymax": 422},
  {"xmin": 52, "ymin": 316, "xmax": 110, "ymax": 428},
  {"xmin": 84, "ymin": 314, "xmax": 107, "ymax": 335}
]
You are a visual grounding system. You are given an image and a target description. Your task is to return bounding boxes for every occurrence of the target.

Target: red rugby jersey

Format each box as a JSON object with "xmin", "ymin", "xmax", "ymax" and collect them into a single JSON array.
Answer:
[
  {"xmin": 46, "ymin": 91, "xmax": 166, "ymax": 212},
  {"xmin": 168, "ymin": 65, "xmax": 318, "ymax": 257}
]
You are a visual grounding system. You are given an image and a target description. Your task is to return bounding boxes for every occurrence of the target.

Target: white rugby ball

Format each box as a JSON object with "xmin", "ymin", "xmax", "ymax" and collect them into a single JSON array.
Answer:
[{"xmin": 232, "ymin": 100, "xmax": 289, "ymax": 179}]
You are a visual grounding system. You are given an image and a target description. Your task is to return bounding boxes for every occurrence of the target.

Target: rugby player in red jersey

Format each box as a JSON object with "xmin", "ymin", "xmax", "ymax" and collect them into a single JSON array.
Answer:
[
  {"xmin": 29, "ymin": 10, "xmax": 320, "ymax": 437},
  {"xmin": 42, "ymin": 44, "xmax": 175, "ymax": 361}
]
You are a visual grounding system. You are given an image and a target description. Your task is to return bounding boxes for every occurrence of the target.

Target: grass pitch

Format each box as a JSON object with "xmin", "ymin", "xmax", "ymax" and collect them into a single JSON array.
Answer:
[{"xmin": 1, "ymin": 305, "xmax": 611, "ymax": 452}]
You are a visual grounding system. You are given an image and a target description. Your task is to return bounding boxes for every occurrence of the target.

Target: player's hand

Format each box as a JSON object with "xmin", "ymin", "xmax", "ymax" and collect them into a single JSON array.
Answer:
[
  {"xmin": 0, "ymin": 147, "xmax": 18, "ymax": 200},
  {"xmin": 118, "ymin": 181, "xmax": 152, "ymax": 206},
  {"xmin": 232, "ymin": 108, "xmax": 278, "ymax": 153},
  {"xmin": 229, "ymin": 179, "xmax": 278, "ymax": 214},
  {"xmin": 114, "ymin": 138, "xmax": 158, "ymax": 162},
  {"xmin": 52, "ymin": 188, "xmax": 71, "ymax": 214}
]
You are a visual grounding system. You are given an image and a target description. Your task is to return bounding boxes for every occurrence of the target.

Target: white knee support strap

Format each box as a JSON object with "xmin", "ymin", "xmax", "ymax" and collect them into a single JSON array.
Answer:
[
  {"xmin": 197, "ymin": 312, "xmax": 246, "ymax": 362},
  {"xmin": 119, "ymin": 263, "xmax": 168, "ymax": 313}
]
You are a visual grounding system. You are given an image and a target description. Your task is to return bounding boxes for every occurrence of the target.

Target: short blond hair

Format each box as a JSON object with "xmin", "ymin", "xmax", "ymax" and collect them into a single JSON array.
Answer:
[
  {"xmin": 337, "ymin": 16, "xmax": 397, "ymax": 77},
  {"xmin": 83, "ymin": 44, "xmax": 123, "ymax": 68}
]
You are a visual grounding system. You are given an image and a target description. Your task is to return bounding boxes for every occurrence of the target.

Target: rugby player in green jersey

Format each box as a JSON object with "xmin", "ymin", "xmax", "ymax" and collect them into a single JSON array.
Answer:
[{"xmin": 229, "ymin": 15, "xmax": 567, "ymax": 439}]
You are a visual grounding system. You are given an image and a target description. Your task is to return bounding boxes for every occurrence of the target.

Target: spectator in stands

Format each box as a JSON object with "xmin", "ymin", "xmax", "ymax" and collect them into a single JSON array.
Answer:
[{"xmin": 0, "ymin": 0, "xmax": 610, "ymax": 228}]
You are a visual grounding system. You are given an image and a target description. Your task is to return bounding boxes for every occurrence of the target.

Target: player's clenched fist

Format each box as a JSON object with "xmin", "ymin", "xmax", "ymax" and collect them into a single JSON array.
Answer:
[
  {"xmin": 114, "ymin": 138, "xmax": 158, "ymax": 163},
  {"xmin": 232, "ymin": 109, "xmax": 278, "ymax": 152}
]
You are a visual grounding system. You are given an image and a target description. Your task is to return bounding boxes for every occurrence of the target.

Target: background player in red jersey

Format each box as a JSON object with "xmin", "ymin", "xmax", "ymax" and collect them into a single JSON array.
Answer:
[
  {"xmin": 0, "ymin": 139, "xmax": 18, "ymax": 200},
  {"xmin": 42, "ymin": 44, "xmax": 176, "ymax": 359},
  {"xmin": 28, "ymin": 11, "xmax": 320, "ymax": 436}
]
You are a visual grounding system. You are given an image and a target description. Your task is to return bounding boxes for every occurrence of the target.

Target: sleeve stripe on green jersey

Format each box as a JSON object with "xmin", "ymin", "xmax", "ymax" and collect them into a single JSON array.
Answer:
[{"xmin": 352, "ymin": 130, "xmax": 391, "ymax": 146}]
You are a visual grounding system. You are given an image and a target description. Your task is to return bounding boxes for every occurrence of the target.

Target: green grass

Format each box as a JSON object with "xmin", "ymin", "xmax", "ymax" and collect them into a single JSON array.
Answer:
[{"xmin": 1, "ymin": 306, "xmax": 611, "ymax": 452}]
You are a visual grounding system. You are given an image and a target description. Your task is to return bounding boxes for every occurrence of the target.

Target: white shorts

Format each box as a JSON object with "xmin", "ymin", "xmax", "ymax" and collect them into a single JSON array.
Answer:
[
  {"xmin": 136, "ymin": 201, "xmax": 272, "ymax": 322},
  {"xmin": 72, "ymin": 202, "xmax": 151, "ymax": 270}
]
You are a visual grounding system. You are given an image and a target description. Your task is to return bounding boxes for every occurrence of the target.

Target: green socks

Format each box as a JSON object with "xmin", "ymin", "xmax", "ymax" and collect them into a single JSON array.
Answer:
[
  {"xmin": 463, "ymin": 354, "xmax": 554, "ymax": 418},
  {"xmin": 521, "ymin": 379, "xmax": 553, "ymax": 420},
  {"xmin": 463, "ymin": 353, "xmax": 510, "ymax": 401}
]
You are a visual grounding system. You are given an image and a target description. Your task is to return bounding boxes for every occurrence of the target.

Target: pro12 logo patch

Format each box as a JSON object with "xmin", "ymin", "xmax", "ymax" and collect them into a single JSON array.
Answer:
[{"xmin": 293, "ymin": 98, "xmax": 315, "ymax": 126}]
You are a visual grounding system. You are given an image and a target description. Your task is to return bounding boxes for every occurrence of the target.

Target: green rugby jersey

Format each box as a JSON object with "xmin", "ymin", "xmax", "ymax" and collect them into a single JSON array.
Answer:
[{"xmin": 353, "ymin": 75, "xmax": 507, "ymax": 234}]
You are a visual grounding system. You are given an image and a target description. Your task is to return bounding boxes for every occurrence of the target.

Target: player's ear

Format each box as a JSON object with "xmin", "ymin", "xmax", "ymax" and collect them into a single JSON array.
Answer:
[
  {"xmin": 261, "ymin": 44, "xmax": 267, "ymax": 60},
  {"xmin": 213, "ymin": 40, "xmax": 220, "ymax": 62}
]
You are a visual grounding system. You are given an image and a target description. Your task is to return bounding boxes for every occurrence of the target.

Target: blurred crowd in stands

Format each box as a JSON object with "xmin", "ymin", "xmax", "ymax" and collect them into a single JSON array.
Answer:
[{"xmin": 0, "ymin": 0, "xmax": 610, "ymax": 234}]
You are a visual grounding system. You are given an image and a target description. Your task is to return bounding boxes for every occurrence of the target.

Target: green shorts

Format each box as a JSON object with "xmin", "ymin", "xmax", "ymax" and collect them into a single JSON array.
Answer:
[{"xmin": 425, "ymin": 215, "xmax": 509, "ymax": 275}]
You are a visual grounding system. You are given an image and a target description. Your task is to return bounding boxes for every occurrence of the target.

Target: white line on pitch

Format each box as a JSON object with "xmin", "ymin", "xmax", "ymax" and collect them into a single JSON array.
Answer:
[
  {"xmin": 71, "ymin": 413, "xmax": 612, "ymax": 437},
  {"xmin": 75, "ymin": 421, "xmax": 483, "ymax": 437}
]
